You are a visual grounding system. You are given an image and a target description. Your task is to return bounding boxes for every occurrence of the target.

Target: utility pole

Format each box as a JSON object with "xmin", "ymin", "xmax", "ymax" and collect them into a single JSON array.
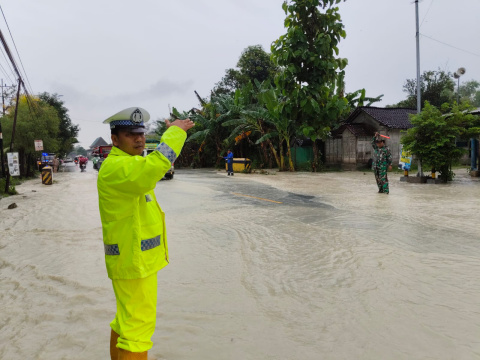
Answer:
[
  {"xmin": 415, "ymin": 0, "xmax": 423, "ymax": 176},
  {"xmin": 415, "ymin": 0, "xmax": 421, "ymax": 113},
  {"xmin": 4, "ymin": 79, "xmax": 21, "ymax": 194},
  {"xmin": 0, "ymin": 79, "xmax": 16, "ymax": 178},
  {"xmin": 0, "ymin": 79, "xmax": 4, "ymax": 177}
]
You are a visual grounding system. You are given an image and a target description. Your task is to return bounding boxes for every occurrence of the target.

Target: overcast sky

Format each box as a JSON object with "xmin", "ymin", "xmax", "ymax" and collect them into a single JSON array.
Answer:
[{"xmin": 1, "ymin": 0, "xmax": 480, "ymax": 149}]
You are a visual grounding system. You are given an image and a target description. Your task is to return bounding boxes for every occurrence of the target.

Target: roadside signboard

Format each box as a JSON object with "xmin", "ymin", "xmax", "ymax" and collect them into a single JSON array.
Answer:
[
  {"xmin": 7, "ymin": 152, "xmax": 20, "ymax": 176},
  {"xmin": 399, "ymin": 145, "xmax": 412, "ymax": 170},
  {"xmin": 34, "ymin": 140, "xmax": 43, "ymax": 151}
]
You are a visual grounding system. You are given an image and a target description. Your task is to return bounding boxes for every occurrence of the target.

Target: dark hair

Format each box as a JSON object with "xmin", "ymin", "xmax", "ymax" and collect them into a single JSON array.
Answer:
[{"xmin": 111, "ymin": 128, "xmax": 119, "ymax": 136}]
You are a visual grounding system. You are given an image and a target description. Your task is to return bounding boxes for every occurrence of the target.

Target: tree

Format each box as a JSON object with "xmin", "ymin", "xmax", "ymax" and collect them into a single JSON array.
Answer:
[
  {"xmin": 38, "ymin": 92, "xmax": 79, "ymax": 158},
  {"xmin": 256, "ymin": 81, "xmax": 294, "ymax": 170},
  {"xmin": 213, "ymin": 68, "xmax": 242, "ymax": 96},
  {"xmin": 459, "ymin": 80, "xmax": 480, "ymax": 107},
  {"xmin": 183, "ymin": 99, "xmax": 230, "ymax": 167},
  {"xmin": 2, "ymin": 95, "xmax": 60, "ymax": 176},
  {"xmin": 342, "ymin": 88, "xmax": 383, "ymax": 119},
  {"xmin": 213, "ymin": 45, "xmax": 278, "ymax": 95},
  {"xmin": 222, "ymin": 83, "xmax": 282, "ymax": 168},
  {"xmin": 271, "ymin": 0, "xmax": 349, "ymax": 170},
  {"xmin": 394, "ymin": 69, "xmax": 455, "ymax": 109},
  {"xmin": 401, "ymin": 101, "xmax": 480, "ymax": 182},
  {"xmin": 236, "ymin": 45, "xmax": 279, "ymax": 86},
  {"xmin": 74, "ymin": 145, "xmax": 87, "ymax": 156}
]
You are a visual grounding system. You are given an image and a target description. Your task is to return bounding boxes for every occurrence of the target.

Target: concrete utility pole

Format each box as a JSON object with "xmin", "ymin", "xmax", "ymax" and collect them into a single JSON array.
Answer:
[
  {"xmin": 415, "ymin": 0, "xmax": 423, "ymax": 176},
  {"xmin": 0, "ymin": 79, "xmax": 16, "ymax": 178},
  {"xmin": 415, "ymin": 0, "xmax": 421, "ymax": 113},
  {"xmin": 0, "ymin": 79, "xmax": 4, "ymax": 177},
  {"xmin": 4, "ymin": 79, "xmax": 21, "ymax": 193}
]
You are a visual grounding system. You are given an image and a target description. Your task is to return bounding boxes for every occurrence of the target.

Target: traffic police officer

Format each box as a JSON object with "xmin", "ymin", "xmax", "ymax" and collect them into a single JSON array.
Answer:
[{"xmin": 97, "ymin": 107, "xmax": 194, "ymax": 360}]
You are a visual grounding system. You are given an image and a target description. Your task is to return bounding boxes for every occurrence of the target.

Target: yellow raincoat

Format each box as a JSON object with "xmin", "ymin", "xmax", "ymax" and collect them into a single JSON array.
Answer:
[{"xmin": 97, "ymin": 126, "xmax": 186, "ymax": 280}]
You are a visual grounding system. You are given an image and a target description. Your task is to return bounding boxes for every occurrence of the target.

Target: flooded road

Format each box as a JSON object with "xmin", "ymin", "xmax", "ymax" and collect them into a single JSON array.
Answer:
[{"xmin": 1, "ymin": 167, "xmax": 479, "ymax": 359}]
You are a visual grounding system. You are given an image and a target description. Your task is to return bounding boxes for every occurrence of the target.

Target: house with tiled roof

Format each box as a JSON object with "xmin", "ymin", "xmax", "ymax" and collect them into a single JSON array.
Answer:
[
  {"xmin": 325, "ymin": 107, "xmax": 416, "ymax": 169},
  {"xmin": 87, "ymin": 137, "xmax": 109, "ymax": 157},
  {"xmin": 89, "ymin": 137, "xmax": 109, "ymax": 149}
]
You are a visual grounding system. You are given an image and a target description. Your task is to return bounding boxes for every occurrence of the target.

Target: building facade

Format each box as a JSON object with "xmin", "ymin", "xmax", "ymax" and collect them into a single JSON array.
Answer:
[{"xmin": 326, "ymin": 107, "xmax": 416, "ymax": 170}]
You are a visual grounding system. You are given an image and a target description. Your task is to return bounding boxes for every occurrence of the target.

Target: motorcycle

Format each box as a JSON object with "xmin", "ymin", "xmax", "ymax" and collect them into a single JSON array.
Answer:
[{"xmin": 80, "ymin": 163, "xmax": 86, "ymax": 172}]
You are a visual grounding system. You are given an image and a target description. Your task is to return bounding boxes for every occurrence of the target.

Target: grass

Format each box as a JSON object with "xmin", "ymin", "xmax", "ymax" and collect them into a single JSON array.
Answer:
[{"xmin": 0, "ymin": 176, "xmax": 22, "ymax": 197}]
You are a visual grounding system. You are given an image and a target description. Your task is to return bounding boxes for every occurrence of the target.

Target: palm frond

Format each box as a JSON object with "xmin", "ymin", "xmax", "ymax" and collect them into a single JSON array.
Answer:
[{"xmin": 255, "ymin": 131, "xmax": 278, "ymax": 145}]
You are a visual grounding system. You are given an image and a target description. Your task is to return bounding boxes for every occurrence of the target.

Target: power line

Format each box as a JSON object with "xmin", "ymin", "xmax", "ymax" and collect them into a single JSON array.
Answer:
[
  {"xmin": 419, "ymin": 0, "xmax": 434, "ymax": 28},
  {"xmin": 0, "ymin": 61, "xmax": 14, "ymax": 84},
  {"xmin": 0, "ymin": 5, "xmax": 34, "ymax": 95},
  {"xmin": 0, "ymin": 47, "xmax": 15, "ymax": 82},
  {"xmin": 0, "ymin": 27, "xmax": 41, "ymax": 124},
  {"xmin": 420, "ymin": 33, "xmax": 480, "ymax": 58}
]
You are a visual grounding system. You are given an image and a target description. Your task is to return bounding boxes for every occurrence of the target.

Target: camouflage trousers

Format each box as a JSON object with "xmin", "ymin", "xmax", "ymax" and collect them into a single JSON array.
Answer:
[{"xmin": 374, "ymin": 167, "xmax": 389, "ymax": 194}]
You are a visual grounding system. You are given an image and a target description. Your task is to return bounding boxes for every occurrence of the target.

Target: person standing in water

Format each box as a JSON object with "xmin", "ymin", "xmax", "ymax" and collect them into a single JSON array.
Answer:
[
  {"xmin": 97, "ymin": 107, "xmax": 194, "ymax": 360},
  {"xmin": 224, "ymin": 149, "xmax": 234, "ymax": 176},
  {"xmin": 371, "ymin": 132, "xmax": 392, "ymax": 194}
]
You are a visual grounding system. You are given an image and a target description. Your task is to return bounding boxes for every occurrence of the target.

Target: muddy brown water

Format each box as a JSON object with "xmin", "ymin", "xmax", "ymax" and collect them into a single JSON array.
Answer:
[{"xmin": 0, "ymin": 167, "xmax": 479, "ymax": 359}]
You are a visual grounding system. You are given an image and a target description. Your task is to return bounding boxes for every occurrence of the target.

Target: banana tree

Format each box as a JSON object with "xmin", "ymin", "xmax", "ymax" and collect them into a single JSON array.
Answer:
[
  {"xmin": 256, "ymin": 81, "xmax": 295, "ymax": 171},
  {"xmin": 223, "ymin": 105, "xmax": 281, "ymax": 169}
]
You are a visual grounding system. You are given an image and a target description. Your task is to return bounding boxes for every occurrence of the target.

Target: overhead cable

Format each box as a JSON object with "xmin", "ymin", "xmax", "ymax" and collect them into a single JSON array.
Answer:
[
  {"xmin": 0, "ymin": 5, "xmax": 34, "ymax": 95},
  {"xmin": 421, "ymin": 33, "xmax": 480, "ymax": 58},
  {"xmin": 419, "ymin": 0, "xmax": 434, "ymax": 28},
  {"xmin": 0, "ymin": 47, "xmax": 16, "ymax": 82}
]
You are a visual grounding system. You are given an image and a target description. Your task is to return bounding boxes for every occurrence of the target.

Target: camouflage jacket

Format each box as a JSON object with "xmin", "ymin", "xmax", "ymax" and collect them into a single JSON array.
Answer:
[{"xmin": 371, "ymin": 136, "xmax": 392, "ymax": 170}]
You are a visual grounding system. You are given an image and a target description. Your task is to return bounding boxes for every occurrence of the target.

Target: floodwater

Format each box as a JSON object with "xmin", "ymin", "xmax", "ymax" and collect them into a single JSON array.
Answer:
[{"xmin": 0, "ymin": 165, "xmax": 479, "ymax": 360}]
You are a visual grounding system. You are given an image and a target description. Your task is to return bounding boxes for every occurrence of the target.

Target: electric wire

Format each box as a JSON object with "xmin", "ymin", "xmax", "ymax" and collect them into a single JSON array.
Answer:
[
  {"xmin": 0, "ymin": 5, "xmax": 34, "ymax": 95},
  {"xmin": 0, "ymin": 60, "xmax": 14, "ymax": 84},
  {"xmin": 420, "ymin": 33, "xmax": 480, "ymax": 58},
  {"xmin": 0, "ymin": 46, "xmax": 15, "ymax": 83},
  {"xmin": 419, "ymin": 0, "xmax": 434, "ymax": 28}
]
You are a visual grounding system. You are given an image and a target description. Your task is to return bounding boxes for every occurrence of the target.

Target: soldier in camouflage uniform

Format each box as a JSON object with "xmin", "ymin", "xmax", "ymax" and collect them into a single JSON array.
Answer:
[{"xmin": 372, "ymin": 132, "xmax": 393, "ymax": 194}]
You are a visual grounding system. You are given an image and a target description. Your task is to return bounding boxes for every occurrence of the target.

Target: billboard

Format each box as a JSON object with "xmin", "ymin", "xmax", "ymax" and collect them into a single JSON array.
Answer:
[
  {"xmin": 399, "ymin": 145, "xmax": 412, "ymax": 171},
  {"xmin": 7, "ymin": 152, "xmax": 20, "ymax": 176}
]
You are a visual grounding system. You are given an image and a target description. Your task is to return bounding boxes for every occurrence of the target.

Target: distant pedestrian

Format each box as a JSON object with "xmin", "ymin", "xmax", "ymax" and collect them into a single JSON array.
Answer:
[
  {"xmin": 53, "ymin": 158, "xmax": 59, "ymax": 173},
  {"xmin": 224, "ymin": 149, "xmax": 234, "ymax": 176},
  {"xmin": 372, "ymin": 132, "xmax": 392, "ymax": 194}
]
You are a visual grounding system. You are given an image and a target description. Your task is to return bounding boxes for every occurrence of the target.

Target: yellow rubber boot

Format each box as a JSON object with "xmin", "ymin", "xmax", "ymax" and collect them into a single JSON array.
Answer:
[
  {"xmin": 110, "ymin": 330, "xmax": 120, "ymax": 360},
  {"xmin": 118, "ymin": 348, "xmax": 148, "ymax": 359}
]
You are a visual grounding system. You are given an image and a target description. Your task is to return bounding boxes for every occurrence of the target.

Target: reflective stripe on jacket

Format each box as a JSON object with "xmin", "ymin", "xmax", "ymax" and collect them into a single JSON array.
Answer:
[{"xmin": 97, "ymin": 126, "xmax": 186, "ymax": 280}]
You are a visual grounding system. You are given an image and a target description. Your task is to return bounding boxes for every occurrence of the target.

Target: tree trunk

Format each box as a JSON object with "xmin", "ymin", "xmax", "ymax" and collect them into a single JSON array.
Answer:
[
  {"xmin": 266, "ymin": 139, "xmax": 280, "ymax": 168},
  {"xmin": 260, "ymin": 142, "xmax": 270, "ymax": 168},
  {"xmin": 19, "ymin": 148, "xmax": 26, "ymax": 177},
  {"xmin": 312, "ymin": 141, "xmax": 319, "ymax": 172},
  {"xmin": 258, "ymin": 120, "xmax": 280, "ymax": 168},
  {"xmin": 26, "ymin": 152, "xmax": 31, "ymax": 177},
  {"xmin": 279, "ymin": 141, "xmax": 285, "ymax": 171},
  {"xmin": 215, "ymin": 136, "xmax": 223, "ymax": 166},
  {"xmin": 285, "ymin": 139, "xmax": 295, "ymax": 172}
]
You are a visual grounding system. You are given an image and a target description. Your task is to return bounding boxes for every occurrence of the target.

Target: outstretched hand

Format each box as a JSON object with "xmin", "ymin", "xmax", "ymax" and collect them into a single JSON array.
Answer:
[{"xmin": 165, "ymin": 118, "xmax": 195, "ymax": 132}]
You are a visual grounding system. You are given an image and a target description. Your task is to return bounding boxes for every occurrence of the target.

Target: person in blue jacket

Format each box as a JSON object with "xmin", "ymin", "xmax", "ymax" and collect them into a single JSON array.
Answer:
[{"xmin": 224, "ymin": 150, "xmax": 234, "ymax": 176}]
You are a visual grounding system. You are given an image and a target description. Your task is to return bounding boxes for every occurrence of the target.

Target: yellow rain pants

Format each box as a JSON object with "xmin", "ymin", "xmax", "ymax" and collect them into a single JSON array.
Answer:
[{"xmin": 110, "ymin": 272, "xmax": 157, "ymax": 353}]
